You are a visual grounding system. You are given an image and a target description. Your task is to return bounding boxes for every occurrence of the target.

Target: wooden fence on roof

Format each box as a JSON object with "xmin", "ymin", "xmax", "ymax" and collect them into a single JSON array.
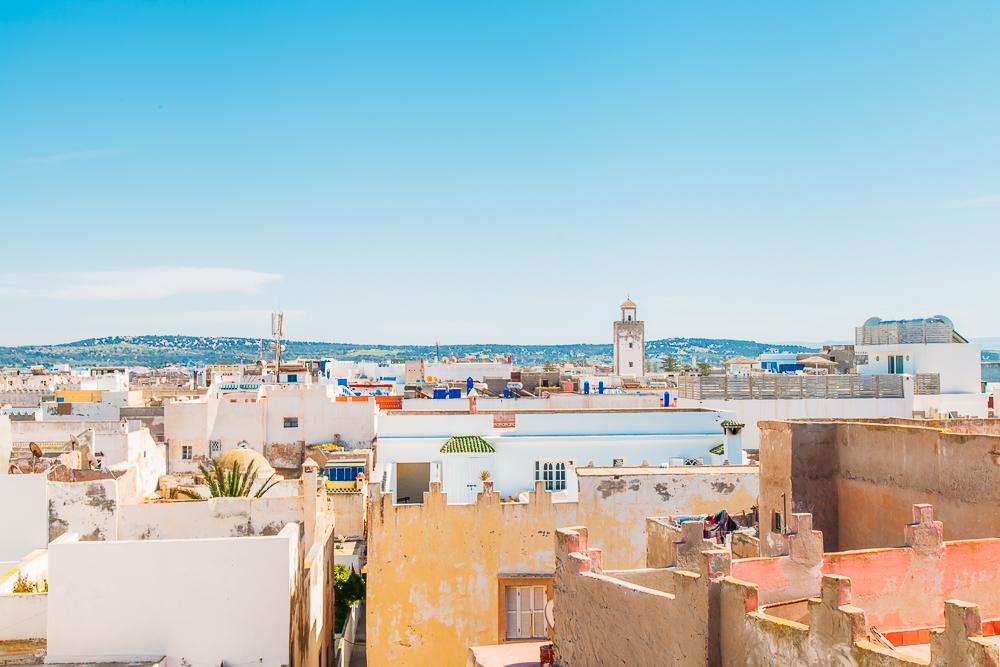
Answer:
[{"xmin": 675, "ymin": 373, "xmax": 939, "ymax": 400}]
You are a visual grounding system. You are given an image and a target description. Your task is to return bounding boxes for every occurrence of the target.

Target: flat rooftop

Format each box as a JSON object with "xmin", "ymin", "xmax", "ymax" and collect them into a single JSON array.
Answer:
[
  {"xmin": 577, "ymin": 465, "xmax": 757, "ymax": 476},
  {"xmin": 386, "ymin": 407, "xmax": 718, "ymax": 415},
  {"xmin": 0, "ymin": 639, "xmax": 163, "ymax": 666}
]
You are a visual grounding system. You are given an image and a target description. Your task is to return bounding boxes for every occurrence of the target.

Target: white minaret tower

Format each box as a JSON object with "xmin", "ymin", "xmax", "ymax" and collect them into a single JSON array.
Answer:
[{"xmin": 613, "ymin": 297, "xmax": 645, "ymax": 377}]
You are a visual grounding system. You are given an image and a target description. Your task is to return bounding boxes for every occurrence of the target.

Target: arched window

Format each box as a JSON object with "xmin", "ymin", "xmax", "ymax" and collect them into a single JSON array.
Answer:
[{"xmin": 535, "ymin": 461, "xmax": 567, "ymax": 491}]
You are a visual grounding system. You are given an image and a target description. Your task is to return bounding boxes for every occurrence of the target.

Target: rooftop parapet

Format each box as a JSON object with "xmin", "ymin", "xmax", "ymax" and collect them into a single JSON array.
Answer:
[
  {"xmin": 856, "ymin": 315, "xmax": 965, "ymax": 345},
  {"xmin": 722, "ymin": 574, "xmax": 1000, "ymax": 666}
]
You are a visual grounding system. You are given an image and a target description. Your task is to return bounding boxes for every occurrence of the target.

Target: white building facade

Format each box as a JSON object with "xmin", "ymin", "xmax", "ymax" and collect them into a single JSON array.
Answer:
[
  {"xmin": 854, "ymin": 315, "xmax": 986, "ymax": 417},
  {"xmin": 373, "ymin": 407, "xmax": 742, "ymax": 505}
]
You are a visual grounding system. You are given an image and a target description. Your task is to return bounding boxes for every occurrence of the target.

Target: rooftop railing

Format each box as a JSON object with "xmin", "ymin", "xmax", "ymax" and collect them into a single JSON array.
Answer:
[
  {"xmin": 855, "ymin": 321, "xmax": 954, "ymax": 345},
  {"xmin": 676, "ymin": 373, "xmax": 939, "ymax": 400}
]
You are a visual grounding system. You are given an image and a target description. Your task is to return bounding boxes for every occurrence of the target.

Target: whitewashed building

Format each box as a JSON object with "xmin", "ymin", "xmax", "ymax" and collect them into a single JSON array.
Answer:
[
  {"xmin": 855, "ymin": 314, "xmax": 986, "ymax": 416},
  {"xmin": 373, "ymin": 406, "xmax": 742, "ymax": 505},
  {"xmin": 164, "ymin": 382, "xmax": 377, "ymax": 472}
]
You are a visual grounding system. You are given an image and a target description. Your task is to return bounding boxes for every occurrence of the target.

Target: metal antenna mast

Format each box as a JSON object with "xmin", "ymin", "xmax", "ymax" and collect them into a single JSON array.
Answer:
[{"xmin": 271, "ymin": 311, "xmax": 284, "ymax": 383}]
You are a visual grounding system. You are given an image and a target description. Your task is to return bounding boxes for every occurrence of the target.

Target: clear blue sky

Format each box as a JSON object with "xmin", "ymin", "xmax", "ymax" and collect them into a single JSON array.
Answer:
[{"xmin": 2, "ymin": 2, "xmax": 999, "ymax": 346}]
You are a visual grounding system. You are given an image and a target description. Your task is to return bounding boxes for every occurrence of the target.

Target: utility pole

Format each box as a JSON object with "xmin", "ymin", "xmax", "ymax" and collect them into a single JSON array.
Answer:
[{"xmin": 271, "ymin": 311, "xmax": 284, "ymax": 384}]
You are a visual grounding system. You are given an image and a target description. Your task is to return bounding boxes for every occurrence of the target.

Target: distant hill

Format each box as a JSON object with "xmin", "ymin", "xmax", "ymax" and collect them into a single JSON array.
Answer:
[{"xmin": 0, "ymin": 335, "xmax": 818, "ymax": 368}]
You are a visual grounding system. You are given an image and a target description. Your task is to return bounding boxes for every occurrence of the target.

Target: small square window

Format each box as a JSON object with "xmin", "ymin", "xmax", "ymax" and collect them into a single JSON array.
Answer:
[
  {"xmin": 283, "ymin": 417, "xmax": 299, "ymax": 428},
  {"xmin": 181, "ymin": 445, "xmax": 193, "ymax": 460}
]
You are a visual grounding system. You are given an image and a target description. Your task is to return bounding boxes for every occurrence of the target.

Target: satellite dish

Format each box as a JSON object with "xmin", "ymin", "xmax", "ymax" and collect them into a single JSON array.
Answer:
[
  {"xmin": 545, "ymin": 599, "xmax": 555, "ymax": 630},
  {"xmin": 29, "ymin": 442, "xmax": 43, "ymax": 459}
]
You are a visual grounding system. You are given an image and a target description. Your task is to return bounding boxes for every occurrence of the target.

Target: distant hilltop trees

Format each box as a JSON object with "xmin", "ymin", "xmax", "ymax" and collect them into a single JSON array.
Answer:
[{"xmin": 0, "ymin": 334, "xmax": 821, "ymax": 368}]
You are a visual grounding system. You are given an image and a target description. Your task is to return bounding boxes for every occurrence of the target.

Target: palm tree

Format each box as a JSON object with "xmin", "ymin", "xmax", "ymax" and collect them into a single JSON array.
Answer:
[{"xmin": 177, "ymin": 459, "xmax": 280, "ymax": 500}]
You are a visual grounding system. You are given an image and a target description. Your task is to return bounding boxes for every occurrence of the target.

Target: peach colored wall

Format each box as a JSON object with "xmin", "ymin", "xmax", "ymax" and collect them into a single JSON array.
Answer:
[
  {"xmin": 823, "ymin": 539, "xmax": 1000, "ymax": 631},
  {"xmin": 733, "ymin": 505, "xmax": 1000, "ymax": 633}
]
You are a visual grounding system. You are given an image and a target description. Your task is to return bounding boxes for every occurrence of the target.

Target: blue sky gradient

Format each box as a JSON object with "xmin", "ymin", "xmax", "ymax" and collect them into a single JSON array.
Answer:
[{"xmin": 2, "ymin": 2, "xmax": 999, "ymax": 345}]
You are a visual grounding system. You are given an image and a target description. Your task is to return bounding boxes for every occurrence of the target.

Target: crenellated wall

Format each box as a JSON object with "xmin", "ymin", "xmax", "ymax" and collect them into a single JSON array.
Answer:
[
  {"xmin": 366, "ymin": 480, "xmax": 575, "ymax": 667},
  {"xmin": 721, "ymin": 574, "xmax": 1000, "ymax": 667},
  {"xmin": 554, "ymin": 504, "xmax": 1000, "ymax": 666},
  {"xmin": 365, "ymin": 466, "xmax": 758, "ymax": 666},
  {"xmin": 554, "ymin": 526, "xmax": 727, "ymax": 667}
]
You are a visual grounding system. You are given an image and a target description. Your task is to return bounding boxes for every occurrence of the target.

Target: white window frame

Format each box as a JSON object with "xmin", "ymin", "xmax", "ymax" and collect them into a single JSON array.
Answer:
[
  {"xmin": 283, "ymin": 417, "xmax": 299, "ymax": 428},
  {"xmin": 534, "ymin": 460, "xmax": 567, "ymax": 492},
  {"xmin": 504, "ymin": 585, "xmax": 547, "ymax": 640},
  {"xmin": 181, "ymin": 445, "xmax": 193, "ymax": 460}
]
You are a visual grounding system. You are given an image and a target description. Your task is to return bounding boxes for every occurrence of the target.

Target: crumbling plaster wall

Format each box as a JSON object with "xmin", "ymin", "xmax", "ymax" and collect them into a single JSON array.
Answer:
[
  {"xmin": 118, "ymin": 495, "xmax": 304, "ymax": 540},
  {"xmin": 576, "ymin": 468, "xmax": 758, "ymax": 569},
  {"xmin": 48, "ymin": 478, "xmax": 118, "ymax": 543}
]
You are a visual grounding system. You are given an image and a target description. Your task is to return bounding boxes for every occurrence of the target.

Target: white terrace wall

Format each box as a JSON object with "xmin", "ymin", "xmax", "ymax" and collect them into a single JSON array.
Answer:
[
  {"xmin": 0, "ymin": 473, "xmax": 48, "ymax": 562},
  {"xmin": 117, "ymin": 496, "xmax": 304, "ymax": 540},
  {"xmin": 47, "ymin": 526, "xmax": 299, "ymax": 666},
  {"xmin": 0, "ymin": 545, "xmax": 53, "ymax": 641},
  {"xmin": 0, "ymin": 592, "xmax": 46, "ymax": 641}
]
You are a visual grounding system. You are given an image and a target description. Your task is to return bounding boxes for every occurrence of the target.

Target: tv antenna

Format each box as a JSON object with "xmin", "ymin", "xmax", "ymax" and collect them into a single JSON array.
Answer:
[
  {"xmin": 29, "ymin": 441, "xmax": 42, "ymax": 473},
  {"xmin": 271, "ymin": 311, "xmax": 284, "ymax": 383}
]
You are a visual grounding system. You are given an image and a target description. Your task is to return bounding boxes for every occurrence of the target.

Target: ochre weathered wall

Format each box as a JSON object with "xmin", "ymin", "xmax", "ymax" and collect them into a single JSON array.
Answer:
[
  {"xmin": 758, "ymin": 421, "xmax": 838, "ymax": 555},
  {"xmin": 366, "ymin": 467, "xmax": 758, "ymax": 666},
  {"xmin": 366, "ymin": 481, "xmax": 575, "ymax": 667}
]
